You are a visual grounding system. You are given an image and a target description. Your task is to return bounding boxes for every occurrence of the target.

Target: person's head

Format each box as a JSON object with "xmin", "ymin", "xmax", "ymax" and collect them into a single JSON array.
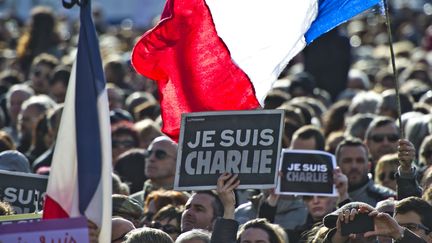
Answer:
[
  {"xmin": 344, "ymin": 113, "xmax": 376, "ymax": 140},
  {"xmin": 112, "ymin": 194, "xmax": 144, "ymax": 227},
  {"xmin": 290, "ymin": 125, "xmax": 325, "ymax": 150},
  {"xmin": 377, "ymin": 90, "xmax": 413, "ymax": 119},
  {"xmin": 420, "ymin": 135, "xmax": 432, "ymax": 167},
  {"xmin": 348, "ymin": 91, "xmax": 382, "ymax": 116},
  {"xmin": 0, "ymin": 131, "xmax": 15, "ymax": 152},
  {"xmin": 125, "ymin": 91, "xmax": 156, "ymax": 119},
  {"xmin": 374, "ymin": 153, "xmax": 399, "ymax": 191},
  {"xmin": 364, "ymin": 116, "xmax": 399, "ymax": 163},
  {"xmin": 5, "ymin": 84, "xmax": 34, "ymax": 126},
  {"xmin": 394, "ymin": 197, "xmax": 432, "ymax": 242},
  {"xmin": 175, "ymin": 229, "xmax": 211, "ymax": 243},
  {"xmin": 134, "ymin": 119, "xmax": 163, "ymax": 149},
  {"xmin": 111, "ymin": 121, "xmax": 139, "ymax": 162},
  {"xmin": 347, "ymin": 69, "xmax": 371, "ymax": 90},
  {"xmin": 335, "ymin": 138, "xmax": 370, "ymax": 188},
  {"xmin": 49, "ymin": 65, "xmax": 70, "ymax": 103},
  {"xmin": 114, "ymin": 148, "xmax": 147, "ymax": 194},
  {"xmin": 277, "ymin": 103, "xmax": 305, "ymax": 147},
  {"xmin": 18, "ymin": 95, "xmax": 56, "ymax": 145},
  {"xmin": 145, "ymin": 136, "xmax": 178, "ymax": 185},
  {"xmin": 181, "ymin": 191, "xmax": 223, "ymax": 232},
  {"xmin": 303, "ymin": 195, "xmax": 337, "ymax": 222},
  {"xmin": 124, "ymin": 227, "xmax": 174, "ymax": 243},
  {"xmin": 107, "ymin": 83, "xmax": 125, "ymax": 110},
  {"xmin": 237, "ymin": 218, "xmax": 286, "ymax": 243},
  {"xmin": 152, "ymin": 205, "xmax": 184, "ymax": 241},
  {"xmin": 325, "ymin": 131, "xmax": 344, "ymax": 155},
  {"xmin": 0, "ymin": 150, "xmax": 31, "ymax": 173},
  {"xmin": 112, "ymin": 173, "xmax": 130, "ymax": 195},
  {"xmin": 29, "ymin": 53, "xmax": 59, "ymax": 94},
  {"xmin": 322, "ymin": 100, "xmax": 350, "ymax": 137},
  {"xmin": 422, "ymin": 187, "xmax": 432, "ymax": 205},
  {"xmin": 144, "ymin": 190, "xmax": 189, "ymax": 218},
  {"xmin": 112, "ymin": 217, "xmax": 136, "ymax": 243}
]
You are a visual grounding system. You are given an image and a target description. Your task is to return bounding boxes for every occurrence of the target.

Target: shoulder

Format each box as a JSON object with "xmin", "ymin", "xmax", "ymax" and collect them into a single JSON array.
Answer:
[{"xmin": 367, "ymin": 181, "xmax": 396, "ymax": 199}]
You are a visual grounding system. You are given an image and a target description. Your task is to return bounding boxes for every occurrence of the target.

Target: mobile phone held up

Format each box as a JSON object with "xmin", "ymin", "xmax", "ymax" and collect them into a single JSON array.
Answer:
[{"xmin": 340, "ymin": 213, "xmax": 374, "ymax": 236}]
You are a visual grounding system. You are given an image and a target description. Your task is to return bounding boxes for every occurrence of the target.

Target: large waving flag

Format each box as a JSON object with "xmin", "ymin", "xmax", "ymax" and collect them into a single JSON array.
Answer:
[
  {"xmin": 43, "ymin": 1, "xmax": 112, "ymax": 242},
  {"xmin": 132, "ymin": 0, "xmax": 382, "ymax": 140}
]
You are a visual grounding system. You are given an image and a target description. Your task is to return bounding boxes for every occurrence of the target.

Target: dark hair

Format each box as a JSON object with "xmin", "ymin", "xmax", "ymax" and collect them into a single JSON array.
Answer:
[
  {"xmin": 395, "ymin": 197, "xmax": 432, "ymax": 233},
  {"xmin": 237, "ymin": 218, "xmax": 285, "ymax": 243},
  {"xmin": 335, "ymin": 137, "xmax": 368, "ymax": 164},
  {"xmin": 292, "ymin": 125, "xmax": 325, "ymax": 150},
  {"xmin": 195, "ymin": 191, "xmax": 224, "ymax": 220},
  {"xmin": 364, "ymin": 116, "xmax": 398, "ymax": 140},
  {"xmin": 153, "ymin": 204, "xmax": 184, "ymax": 226},
  {"xmin": 111, "ymin": 121, "xmax": 139, "ymax": 147}
]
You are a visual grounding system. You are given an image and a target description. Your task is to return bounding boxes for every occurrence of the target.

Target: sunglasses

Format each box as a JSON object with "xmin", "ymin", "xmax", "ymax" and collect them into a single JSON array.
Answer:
[
  {"xmin": 369, "ymin": 133, "xmax": 399, "ymax": 143},
  {"xmin": 150, "ymin": 221, "xmax": 180, "ymax": 234},
  {"xmin": 112, "ymin": 140, "xmax": 136, "ymax": 148},
  {"xmin": 145, "ymin": 149, "xmax": 174, "ymax": 160},
  {"xmin": 378, "ymin": 171, "xmax": 396, "ymax": 181},
  {"xmin": 399, "ymin": 223, "xmax": 430, "ymax": 233}
]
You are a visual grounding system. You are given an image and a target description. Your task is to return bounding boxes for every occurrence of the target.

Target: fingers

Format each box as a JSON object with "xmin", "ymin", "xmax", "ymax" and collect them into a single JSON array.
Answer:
[{"xmin": 217, "ymin": 172, "xmax": 239, "ymax": 192}]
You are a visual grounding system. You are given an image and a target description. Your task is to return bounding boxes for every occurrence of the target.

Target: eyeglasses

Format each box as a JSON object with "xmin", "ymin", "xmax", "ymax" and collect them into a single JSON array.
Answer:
[
  {"xmin": 145, "ymin": 149, "xmax": 175, "ymax": 160},
  {"xmin": 112, "ymin": 140, "xmax": 136, "ymax": 148},
  {"xmin": 399, "ymin": 223, "xmax": 430, "ymax": 233},
  {"xmin": 369, "ymin": 133, "xmax": 399, "ymax": 143},
  {"xmin": 378, "ymin": 171, "xmax": 396, "ymax": 181},
  {"xmin": 150, "ymin": 221, "xmax": 181, "ymax": 234}
]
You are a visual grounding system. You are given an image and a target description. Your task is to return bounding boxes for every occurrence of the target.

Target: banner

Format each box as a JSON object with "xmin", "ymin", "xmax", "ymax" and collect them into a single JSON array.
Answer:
[
  {"xmin": 276, "ymin": 149, "xmax": 337, "ymax": 196},
  {"xmin": 0, "ymin": 213, "xmax": 42, "ymax": 226},
  {"xmin": 174, "ymin": 110, "xmax": 284, "ymax": 190},
  {"xmin": 0, "ymin": 170, "xmax": 48, "ymax": 214},
  {"xmin": 0, "ymin": 217, "xmax": 89, "ymax": 242}
]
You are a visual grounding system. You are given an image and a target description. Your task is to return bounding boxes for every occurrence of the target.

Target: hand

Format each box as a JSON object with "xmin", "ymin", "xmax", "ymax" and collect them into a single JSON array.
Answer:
[
  {"xmin": 361, "ymin": 206, "xmax": 404, "ymax": 240},
  {"xmin": 216, "ymin": 173, "xmax": 240, "ymax": 219},
  {"xmin": 398, "ymin": 139, "xmax": 415, "ymax": 172},
  {"xmin": 87, "ymin": 220, "xmax": 99, "ymax": 243},
  {"xmin": 333, "ymin": 167, "xmax": 349, "ymax": 202},
  {"xmin": 331, "ymin": 207, "xmax": 358, "ymax": 243}
]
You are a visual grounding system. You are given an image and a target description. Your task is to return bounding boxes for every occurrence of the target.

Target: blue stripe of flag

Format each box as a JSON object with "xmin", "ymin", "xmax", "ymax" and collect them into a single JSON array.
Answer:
[
  {"xmin": 305, "ymin": 0, "xmax": 382, "ymax": 44},
  {"xmin": 75, "ymin": 1, "xmax": 106, "ymax": 214}
]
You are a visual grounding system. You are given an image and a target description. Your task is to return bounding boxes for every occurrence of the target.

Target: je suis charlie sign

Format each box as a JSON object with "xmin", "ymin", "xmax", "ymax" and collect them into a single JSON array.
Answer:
[{"xmin": 174, "ymin": 110, "xmax": 284, "ymax": 190}]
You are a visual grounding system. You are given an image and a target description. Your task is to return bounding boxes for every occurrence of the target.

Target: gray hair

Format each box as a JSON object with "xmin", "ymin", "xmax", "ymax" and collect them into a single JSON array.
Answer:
[
  {"xmin": 175, "ymin": 229, "xmax": 211, "ymax": 243},
  {"xmin": 124, "ymin": 228, "xmax": 173, "ymax": 243},
  {"xmin": 348, "ymin": 91, "xmax": 382, "ymax": 115}
]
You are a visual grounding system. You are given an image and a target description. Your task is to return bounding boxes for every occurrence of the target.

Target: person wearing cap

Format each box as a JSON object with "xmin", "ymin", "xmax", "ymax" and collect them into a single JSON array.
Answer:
[
  {"xmin": 335, "ymin": 137, "xmax": 395, "ymax": 206},
  {"xmin": 112, "ymin": 194, "xmax": 144, "ymax": 227},
  {"xmin": 321, "ymin": 201, "xmax": 426, "ymax": 243},
  {"xmin": 0, "ymin": 150, "xmax": 31, "ymax": 173}
]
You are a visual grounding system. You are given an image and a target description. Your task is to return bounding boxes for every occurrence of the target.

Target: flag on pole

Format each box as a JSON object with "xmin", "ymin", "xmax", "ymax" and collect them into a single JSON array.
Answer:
[
  {"xmin": 131, "ymin": 0, "xmax": 382, "ymax": 141},
  {"xmin": 43, "ymin": 1, "xmax": 112, "ymax": 242}
]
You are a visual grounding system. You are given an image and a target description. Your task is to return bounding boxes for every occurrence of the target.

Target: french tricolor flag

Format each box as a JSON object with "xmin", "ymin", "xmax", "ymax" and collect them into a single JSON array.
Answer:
[
  {"xmin": 132, "ymin": 0, "xmax": 382, "ymax": 141},
  {"xmin": 43, "ymin": 1, "xmax": 112, "ymax": 242}
]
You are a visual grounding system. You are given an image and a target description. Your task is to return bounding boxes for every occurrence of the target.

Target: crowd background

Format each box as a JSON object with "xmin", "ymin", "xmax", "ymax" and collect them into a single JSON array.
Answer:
[{"xmin": 1, "ymin": 0, "xmax": 432, "ymax": 242}]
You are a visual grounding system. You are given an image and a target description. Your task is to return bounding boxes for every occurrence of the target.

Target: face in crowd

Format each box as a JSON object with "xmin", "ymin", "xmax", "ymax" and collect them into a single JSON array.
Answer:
[
  {"xmin": 181, "ymin": 193, "xmax": 216, "ymax": 232},
  {"xmin": 303, "ymin": 196, "xmax": 337, "ymax": 222},
  {"xmin": 144, "ymin": 137, "xmax": 177, "ymax": 183},
  {"xmin": 337, "ymin": 144, "xmax": 369, "ymax": 188},
  {"xmin": 365, "ymin": 122, "xmax": 399, "ymax": 163}
]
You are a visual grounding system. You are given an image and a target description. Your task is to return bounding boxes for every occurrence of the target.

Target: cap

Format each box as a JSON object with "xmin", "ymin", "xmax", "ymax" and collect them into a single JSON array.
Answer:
[
  {"xmin": 0, "ymin": 150, "xmax": 31, "ymax": 173},
  {"xmin": 112, "ymin": 195, "xmax": 144, "ymax": 222},
  {"xmin": 323, "ymin": 201, "xmax": 372, "ymax": 228}
]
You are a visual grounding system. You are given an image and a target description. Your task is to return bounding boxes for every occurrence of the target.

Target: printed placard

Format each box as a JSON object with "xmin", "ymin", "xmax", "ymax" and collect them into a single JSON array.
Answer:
[
  {"xmin": 174, "ymin": 110, "xmax": 284, "ymax": 190},
  {"xmin": 0, "ymin": 170, "xmax": 48, "ymax": 214},
  {"xmin": 0, "ymin": 217, "xmax": 89, "ymax": 242},
  {"xmin": 276, "ymin": 149, "xmax": 337, "ymax": 196}
]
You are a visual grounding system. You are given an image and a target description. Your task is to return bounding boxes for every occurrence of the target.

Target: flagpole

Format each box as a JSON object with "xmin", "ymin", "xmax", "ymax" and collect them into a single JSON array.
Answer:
[{"xmin": 383, "ymin": 0, "xmax": 404, "ymax": 138}]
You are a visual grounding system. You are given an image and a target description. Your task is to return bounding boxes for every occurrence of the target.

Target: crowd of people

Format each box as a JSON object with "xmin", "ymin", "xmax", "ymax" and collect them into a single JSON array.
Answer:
[{"xmin": 1, "ymin": 1, "xmax": 432, "ymax": 243}]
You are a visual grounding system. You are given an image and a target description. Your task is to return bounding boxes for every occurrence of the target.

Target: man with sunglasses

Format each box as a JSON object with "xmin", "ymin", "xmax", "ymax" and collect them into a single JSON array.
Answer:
[
  {"xmin": 364, "ymin": 116, "xmax": 400, "ymax": 171},
  {"xmin": 131, "ymin": 136, "xmax": 178, "ymax": 205}
]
